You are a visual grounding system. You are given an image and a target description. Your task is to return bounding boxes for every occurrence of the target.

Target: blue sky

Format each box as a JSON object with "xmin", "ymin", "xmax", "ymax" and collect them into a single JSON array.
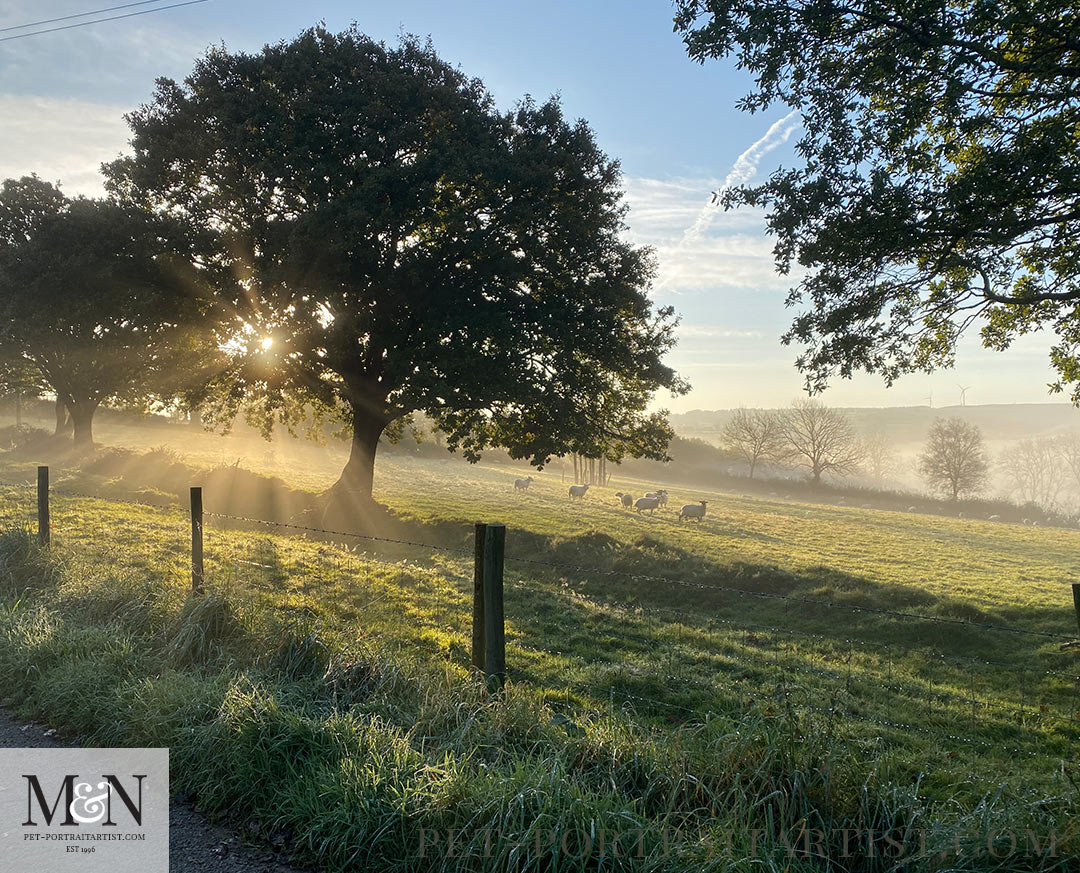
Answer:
[{"xmin": 0, "ymin": 0, "xmax": 1066, "ymax": 411}]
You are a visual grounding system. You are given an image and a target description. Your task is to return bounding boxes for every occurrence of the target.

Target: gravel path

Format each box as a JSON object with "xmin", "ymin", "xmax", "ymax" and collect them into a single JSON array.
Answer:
[{"xmin": 0, "ymin": 708, "xmax": 301, "ymax": 873}]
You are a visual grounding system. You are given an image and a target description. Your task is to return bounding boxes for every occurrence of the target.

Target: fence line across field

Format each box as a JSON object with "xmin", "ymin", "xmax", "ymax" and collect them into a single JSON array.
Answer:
[
  {"xmin": 11, "ymin": 471, "xmax": 1076, "ymax": 643},
  {"xmin": 8, "ymin": 469, "xmax": 1075, "ymax": 682},
  {"xmin": 7, "ymin": 468, "xmax": 1080, "ymax": 732}
]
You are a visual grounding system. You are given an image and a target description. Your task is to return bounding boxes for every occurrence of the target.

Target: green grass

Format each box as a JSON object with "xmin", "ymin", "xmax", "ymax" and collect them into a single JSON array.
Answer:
[{"xmin": 0, "ymin": 440, "xmax": 1077, "ymax": 870}]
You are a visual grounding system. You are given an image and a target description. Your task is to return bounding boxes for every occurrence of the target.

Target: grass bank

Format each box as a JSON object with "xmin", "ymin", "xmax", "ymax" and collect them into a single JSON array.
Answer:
[{"xmin": 0, "ymin": 451, "xmax": 1076, "ymax": 869}]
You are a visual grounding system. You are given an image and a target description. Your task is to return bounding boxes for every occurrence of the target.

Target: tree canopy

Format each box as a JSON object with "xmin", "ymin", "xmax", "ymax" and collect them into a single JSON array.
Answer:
[
  {"xmin": 0, "ymin": 178, "xmax": 212, "ymax": 446},
  {"xmin": 674, "ymin": 0, "xmax": 1080, "ymax": 399},
  {"xmin": 107, "ymin": 27, "xmax": 686, "ymax": 505}
]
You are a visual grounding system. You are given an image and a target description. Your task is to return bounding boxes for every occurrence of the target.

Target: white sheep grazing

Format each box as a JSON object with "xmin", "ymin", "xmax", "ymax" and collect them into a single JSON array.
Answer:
[
  {"xmin": 679, "ymin": 500, "xmax": 708, "ymax": 522},
  {"xmin": 568, "ymin": 483, "xmax": 590, "ymax": 501},
  {"xmin": 635, "ymin": 496, "xmax": 660, "ymax": 515},
  {"xmin": 615, "ymin": 492, "xmax": 633, "ymax": 509},
  {"xmin": 514, "ymin": 476, "xmax": 534, "ymax": 491},
  {"xmin": 645, "ymin": 490, "xmax": 666, "ymax": 504}
]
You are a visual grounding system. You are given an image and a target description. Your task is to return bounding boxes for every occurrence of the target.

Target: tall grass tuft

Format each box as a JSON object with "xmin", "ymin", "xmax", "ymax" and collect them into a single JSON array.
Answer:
[
  {"xmin": 165, "ymin": 593, "xmax": 247, "ymax": 667},
  {"xmin": 0, "ymin": 528, "xmax": 62, "ymax": 596}
]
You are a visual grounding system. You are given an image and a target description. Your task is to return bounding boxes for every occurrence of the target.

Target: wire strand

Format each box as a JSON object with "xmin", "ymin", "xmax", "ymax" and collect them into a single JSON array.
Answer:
[
  {"xmin": 0, "ymin": 0, "xmax": 174, "ymax": 33},
  {"xmin": 0, "ymin": 0, "xmax": 209, "ymax": 42}
]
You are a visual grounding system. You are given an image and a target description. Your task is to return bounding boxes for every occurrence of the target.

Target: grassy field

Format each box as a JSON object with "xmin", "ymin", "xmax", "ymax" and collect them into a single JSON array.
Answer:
[{"xmin": 0, "ymin": 427, "xmax": 1077, "ymax": 870}]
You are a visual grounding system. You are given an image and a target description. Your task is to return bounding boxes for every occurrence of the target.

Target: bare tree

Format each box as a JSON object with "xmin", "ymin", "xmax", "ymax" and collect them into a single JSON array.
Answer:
[
  {"xmin": 860, "ymin": 431, "xmax": 897, "ymax": 486},
  {"xmin": 721, "ymin": 408, "xmax": 787, "ymax": 478},
  {"xmin": 780, "ymin": 399, "xmax": 862, "ymax": 484},
  {"xmin": 917, "ymin": 418, "xmax": 989, "ymax": 501},
  {"xmin": 1059, "ymin": 432, "xmax": 1080, "ymax": 496},
  {"xmin": 1000, "ymin": 437, "xmax": 1067, "ymax": 511}
]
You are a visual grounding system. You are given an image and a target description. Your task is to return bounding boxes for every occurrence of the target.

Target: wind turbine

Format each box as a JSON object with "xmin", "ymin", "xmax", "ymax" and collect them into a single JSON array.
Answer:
[
  {"xmin": 958, "ymin": 385, "xmax": 971, "ymax": 406},
  {"xmin": 924, "ymin": 391, "xmax": 933, "ymax": 409}
]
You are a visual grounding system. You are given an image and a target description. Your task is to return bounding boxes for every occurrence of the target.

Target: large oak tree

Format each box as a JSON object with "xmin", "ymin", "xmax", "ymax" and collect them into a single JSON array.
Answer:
[
  {"xmin": 675, "ymin": 0, "xmax": 1080, "ymax": 399},
  {"xmin": 108, "ymin": 28, "xmax": 685, "ymax": 504}
]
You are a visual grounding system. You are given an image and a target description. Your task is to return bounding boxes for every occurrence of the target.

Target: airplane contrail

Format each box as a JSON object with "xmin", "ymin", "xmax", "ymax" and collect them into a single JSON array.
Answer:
[
  {"xmin": 655, "ymin": 109, "xmax": 802, "ymax": 292},
  {"xmin": 684, "ymin": 109, "xmax": 801, "ymax": 244}
]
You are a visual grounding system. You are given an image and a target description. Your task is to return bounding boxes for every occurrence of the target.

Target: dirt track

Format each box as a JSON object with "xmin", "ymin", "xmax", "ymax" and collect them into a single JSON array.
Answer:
[{"xmin": 0, "ymin": 708, "xmax": 300, "ymax": 873}]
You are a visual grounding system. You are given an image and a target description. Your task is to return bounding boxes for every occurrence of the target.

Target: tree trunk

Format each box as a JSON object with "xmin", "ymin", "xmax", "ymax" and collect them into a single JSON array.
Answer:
[
  {"xmin": 339, "ymin": 409, "xmax": 389, "ymax": 498},
  {"xmin": 321, "ymin": 402, "xmax": 391, "ymax": 531},
  {"xmin": 54, "ymin": 397, "xmax": 72, "ymax": 437},
  {"xmin": 70, "ymin": 401, "xmax": 99, "ymax": 449}
]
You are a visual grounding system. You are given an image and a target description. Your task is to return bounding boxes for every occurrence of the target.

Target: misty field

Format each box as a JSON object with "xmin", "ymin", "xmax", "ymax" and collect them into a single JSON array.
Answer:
[{"xmin": 0, "ymin": 432, "xmax": 1077, "ymax": 870}]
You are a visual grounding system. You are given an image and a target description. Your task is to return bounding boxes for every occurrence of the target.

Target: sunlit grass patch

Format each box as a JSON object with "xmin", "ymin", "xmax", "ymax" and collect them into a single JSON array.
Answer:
[{"xmin": 0, "ymin": 449, "xmax": 1076, "ymax": 869}]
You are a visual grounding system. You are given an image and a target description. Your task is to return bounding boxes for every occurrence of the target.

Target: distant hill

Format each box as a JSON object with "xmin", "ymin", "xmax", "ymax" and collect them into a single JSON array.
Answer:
[{"xmin": 671, "ymin": 403, "xmax": 1080, "ymax": 446}]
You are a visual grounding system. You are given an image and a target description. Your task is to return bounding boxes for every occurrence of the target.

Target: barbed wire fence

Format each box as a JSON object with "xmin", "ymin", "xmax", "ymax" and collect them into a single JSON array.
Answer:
[{"xmin": 0, "ymin": 468, "xmax": 1078, "ymax": 787}]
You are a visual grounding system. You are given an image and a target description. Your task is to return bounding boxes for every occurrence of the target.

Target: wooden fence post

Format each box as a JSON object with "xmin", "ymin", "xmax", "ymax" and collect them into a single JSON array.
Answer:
[
  {"xmin": 36, "ymin": 466, "xmax": 49, "ymax": 547},
  {"xmin": 1072, "ymin": 582, "xmax": 1080, "ymax": 636},
  {"xmin": 472, "ymin": 522, "xmax": 487, "ymax": 674},
  {"xmin": 483, "ymin": 523, "xmax": 506, "ymax": 690},
  {"xmin": 190, "ymin": 486, "xmax": 204, "ymax": 595}
]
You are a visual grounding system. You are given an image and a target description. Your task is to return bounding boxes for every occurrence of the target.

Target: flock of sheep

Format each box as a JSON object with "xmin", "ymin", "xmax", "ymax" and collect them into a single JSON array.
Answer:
[{"xmin": 513, "ymin": 477, "xmax": 707, "ymax": 522}]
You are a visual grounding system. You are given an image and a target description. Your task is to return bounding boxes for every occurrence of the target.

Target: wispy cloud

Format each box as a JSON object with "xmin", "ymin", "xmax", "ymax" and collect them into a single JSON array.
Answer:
[
  {"xmin": 621, "ymin": 112, "xmax": 802, "ymax": 298},
  {"xmin": 677, "ymin": 324, "xmax": 765, "ymax": 340},
  {"xmin": 0, "ymin": 93, "xmax": 130, "ymax": 195}
]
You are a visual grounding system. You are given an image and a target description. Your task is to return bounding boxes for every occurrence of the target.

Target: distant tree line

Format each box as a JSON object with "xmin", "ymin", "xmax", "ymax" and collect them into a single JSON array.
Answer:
[{"xmin": 720, "ymin": 399, "xmax": 863, "ymax": 485}]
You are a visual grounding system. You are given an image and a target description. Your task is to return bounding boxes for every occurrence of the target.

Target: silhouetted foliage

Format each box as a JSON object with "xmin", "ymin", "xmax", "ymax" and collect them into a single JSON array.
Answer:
[
  {"xmin": 0, "ymin": 179, "xmax": 213, "ymax": 447},
  {"xmin": 107, "ymin": 27, "xmax": 686, "ymax": 502},
  {"xmin": 675, "ymin": 0, "xmax": 1080, "ymax": 400}
]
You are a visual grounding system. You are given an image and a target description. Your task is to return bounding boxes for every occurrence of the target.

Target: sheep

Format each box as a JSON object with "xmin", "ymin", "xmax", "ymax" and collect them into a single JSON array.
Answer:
[
  {"xmin": 679, "ymin": 500, "xmax": 708, "ymax": 522},
  {"xmin": 988, "ymin": 514, "xmax": 1001, "ymax": 521},
  {"xmin": 615, "ymin": 491, "xmax": 634, "ymax": 509},
  {"xmin": 514, "ymin": 476, "xmax": 534, "ymax": 491},
  {"xmin": 635, "ymin": 496, "xmax": 660, "ymax": 515},
  {"xmin": 645, "ymin": 489, "xmax": 668, "ymax": 507},
  {"xmin": 568, "ymin": 483, "xmax": 590, "ymax": 501},
  {"xmin": 907, "ymin": 506, "xmax": 918, "ymax": 513}
]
